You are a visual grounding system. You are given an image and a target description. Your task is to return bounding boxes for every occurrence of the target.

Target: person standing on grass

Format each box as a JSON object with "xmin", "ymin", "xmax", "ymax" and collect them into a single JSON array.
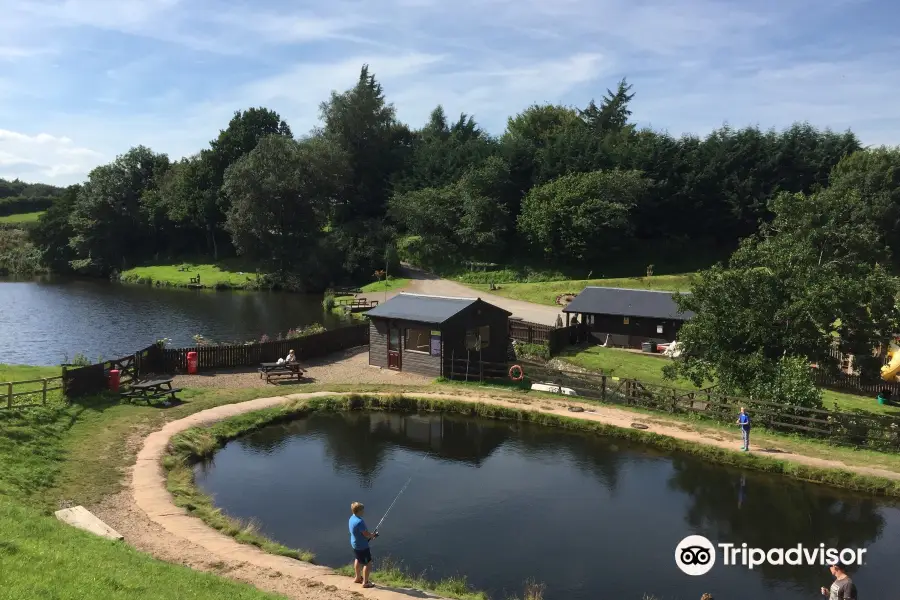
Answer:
[
  {"xmin": 349, "ymin": 502, "xmax": 378, "ymax": 588},
  {"xmin": 821, "ymin": 561, "xmax": 858, "ymax": 599},
  {"xmin": 736, "ymin": 407, "xmax": 751, "ymax": 451}
]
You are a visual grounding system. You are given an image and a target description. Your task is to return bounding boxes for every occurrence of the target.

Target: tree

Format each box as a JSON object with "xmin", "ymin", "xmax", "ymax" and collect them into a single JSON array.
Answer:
[
  {"xmin": 223, "ymin": 135, "xmax": 348, "ymax": 279},
  {"xmin": 31, "ymin": 184, "xmax": 79, "ymax": 273},
  {"xmin": 320, "ymin": 65, "xmax": 408, "ymax": 222},
  {"xmin": 578, "ymin": 78, "xmax": 635, "ymax": 135},
  {"xmin": 68, "ymin": 146, "xmax": 170, "ymax": 275},
  {"xmin": 517, "ymin": 169, "xmax": 648, "ymax": 263},
  {"xmin": 389, "ymin": 185, "xmax": 460, "ymax": 268},
  {"xmin": 667, "ymin": 187, "xmax": 900, "ymax": 407}
]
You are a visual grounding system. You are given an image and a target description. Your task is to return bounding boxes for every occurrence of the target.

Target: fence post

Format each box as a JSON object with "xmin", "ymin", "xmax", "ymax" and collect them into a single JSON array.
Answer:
[
  {"xmin": 42, "ymin": 378, "xmax": 48, "ymax": 405},
  {"xmin": 6, "ymin": 382, "xmax": 11, "ymax": 409}
]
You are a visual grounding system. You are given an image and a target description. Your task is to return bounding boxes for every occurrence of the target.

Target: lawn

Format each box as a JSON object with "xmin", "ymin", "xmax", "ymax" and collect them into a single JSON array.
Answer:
[
  {"xmin": 558, "ymin": 346, "xmax": 900, "ymax": 416},
  {"xmin": 360, "ymin": 277, "xmax": 410, "ymax": 294},
  {"xmin": 0, "ymin": 498, "xmax": 283, "ymax": 600},
  {"xmin": 465, "ymin": 273, "xmax": 695, "ymax": 306},
  {"xmin": 0, "ymin": 210, "xmax": 44, "ymax": 224},
  {"xmin": 0, "ymin": 364, "xmax": 64, "ymax": 407},
  {"xmin": 120, "ymin": 260, "xmax": 263, "ymax": 289}
]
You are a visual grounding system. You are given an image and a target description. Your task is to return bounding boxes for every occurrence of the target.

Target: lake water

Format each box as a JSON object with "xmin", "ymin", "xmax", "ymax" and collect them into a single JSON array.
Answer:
[
  {"xmin": 195, "ymin": 412, "xmax": 900, "ymax": 600},
  {"xmin": 0, "ymin": 278, "xmax": 345, "ymax": 366}
]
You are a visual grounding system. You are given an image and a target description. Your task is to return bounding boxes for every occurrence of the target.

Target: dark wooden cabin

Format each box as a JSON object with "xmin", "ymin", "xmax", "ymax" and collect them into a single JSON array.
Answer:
[
  {"xmin": 365, "ymin": 293, "xmax": 511, "ymax": 377},
  {"xmin": 562, "ymin": 287, "xmax": 693, "ymax": 348}
]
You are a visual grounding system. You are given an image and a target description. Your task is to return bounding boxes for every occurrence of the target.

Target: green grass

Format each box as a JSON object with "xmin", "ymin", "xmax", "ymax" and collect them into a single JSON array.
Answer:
[
  {"xmin": 465, "ymin": 274, "xmax": 695, "ymax": 306},
  {"xmin": 0, "ymin": 364, "xmax": 64, "ymax": 408},
  {"xmin": 0, "ymin": 498, "xmax": 284, "ymax": 600},
  {"xmin": 120, "ymin": 260, "xmax": 264, "ymax": 289},
  {"xmin": 360, "ymin": 277, "xmax": 410, "ymax": 294},
  {"xmin": 334, "ymin": 558, "xmax": 488, "ymax": 600},
  {"xmin": 558, "ymin": 346, "xmax": 900, "ymax": 416},
  {"xmin": 0, "ymin": 210, "xmax": 44, "ymax": 224}
]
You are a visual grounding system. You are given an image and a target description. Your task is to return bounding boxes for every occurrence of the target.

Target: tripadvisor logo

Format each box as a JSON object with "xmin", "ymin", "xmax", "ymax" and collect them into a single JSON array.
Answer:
[{"xmin": 675, "ymin": 535, "xmax": 867, "ymax": 576}]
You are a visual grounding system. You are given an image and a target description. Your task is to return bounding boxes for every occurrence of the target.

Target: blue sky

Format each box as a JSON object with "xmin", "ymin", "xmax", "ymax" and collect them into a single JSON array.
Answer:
[{"xmin": 0, "ymin": 0, "xmax": 898, "ymax": 186}]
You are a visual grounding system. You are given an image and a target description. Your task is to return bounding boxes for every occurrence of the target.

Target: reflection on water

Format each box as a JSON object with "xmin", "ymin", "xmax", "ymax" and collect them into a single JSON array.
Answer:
[
  {"xmin": 0, "ymin": 277, "xmax": 343, "ymax": 365},
  {"xmin": 195, "ymin": 412, "xmax": 900, "ymax": 600}
]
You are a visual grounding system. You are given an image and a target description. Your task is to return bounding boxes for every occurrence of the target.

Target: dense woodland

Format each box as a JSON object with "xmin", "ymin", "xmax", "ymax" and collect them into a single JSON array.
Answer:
[{"xmin": 2, "ymin": 66, "xmax": 898, "ymax": 290}]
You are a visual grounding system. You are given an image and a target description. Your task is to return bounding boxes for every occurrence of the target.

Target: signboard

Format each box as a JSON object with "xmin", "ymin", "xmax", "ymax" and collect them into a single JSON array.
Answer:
[{"xmin": 430, "ymin": 331, "xmax": 441, "ymax": 357}]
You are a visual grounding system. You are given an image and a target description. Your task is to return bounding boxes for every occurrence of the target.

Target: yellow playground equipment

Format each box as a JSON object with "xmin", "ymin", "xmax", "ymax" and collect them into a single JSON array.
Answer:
[{"xmin": 882, "ymin": 348, "xmax": 900, "ymax": 382}]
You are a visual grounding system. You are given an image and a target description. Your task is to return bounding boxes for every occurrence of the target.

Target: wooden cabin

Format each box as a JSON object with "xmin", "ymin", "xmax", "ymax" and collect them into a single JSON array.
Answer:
[
  {"xmin": 562, "ymin": 287, "xmax": 693, "ymax": 349},
  {"xmin": 365, "ymin": 293, "xmax": 511, "ymax": 377}
]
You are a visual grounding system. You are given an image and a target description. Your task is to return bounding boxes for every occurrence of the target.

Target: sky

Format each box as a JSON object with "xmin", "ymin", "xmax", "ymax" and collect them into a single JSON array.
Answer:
[{"xmin": 0, "ymin": 0, "xmax": 898, "ymax": 186}]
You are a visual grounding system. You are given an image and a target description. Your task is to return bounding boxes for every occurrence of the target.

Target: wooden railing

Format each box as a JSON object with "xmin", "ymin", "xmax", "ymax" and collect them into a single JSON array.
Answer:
[
  {"xmin": 2, "ymin": 376, "xmax": 63, "ymax": 409},
  {"xmin": 508, "ymin": 321, "xmax": 587, "ymax": 356},
  {"xmin": 445, "ymin": 359, "xmax": 900, "ymax": 452}
]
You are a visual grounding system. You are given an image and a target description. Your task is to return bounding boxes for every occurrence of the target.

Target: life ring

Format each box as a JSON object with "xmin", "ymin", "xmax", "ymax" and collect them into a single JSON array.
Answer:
[{"xmin": 509, "ymin": 364, "xmax": 525, "ymax": 381}]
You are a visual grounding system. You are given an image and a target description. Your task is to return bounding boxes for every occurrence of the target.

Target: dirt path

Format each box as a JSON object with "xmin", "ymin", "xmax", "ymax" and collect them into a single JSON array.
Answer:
[
  {"xmin": 400, "ymin": 268, "xmax": 563, "ymax": 326},
  {"xmin": 109, "ymin": 389, "xmax": 900, "ymax": 600}
]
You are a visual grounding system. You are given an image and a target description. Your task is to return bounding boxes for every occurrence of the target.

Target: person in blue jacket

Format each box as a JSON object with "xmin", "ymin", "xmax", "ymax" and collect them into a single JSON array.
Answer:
[
  {"xmin": 736, "ymin": 407, "xmax": 751, "ymax": 451},
  {"xmin": 349, "ymin": 502, "xmax": 378, "ymax": 588}
]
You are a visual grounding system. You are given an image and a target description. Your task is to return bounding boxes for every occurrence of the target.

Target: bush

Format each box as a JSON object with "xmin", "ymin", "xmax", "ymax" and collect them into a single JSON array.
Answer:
[
  {"xmin": 322, "ymin": 293, "xmax": 336, "ymax": 311},
  {"xmin": 514, "ymin": 342, "xmax": 550, "ymax": 361}
]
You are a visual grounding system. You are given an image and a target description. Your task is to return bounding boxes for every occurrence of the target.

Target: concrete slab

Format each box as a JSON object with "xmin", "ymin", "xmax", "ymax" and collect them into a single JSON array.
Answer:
[{"xmin": 55, "ymin": 505, "xmax": 124, "ymax": 541}]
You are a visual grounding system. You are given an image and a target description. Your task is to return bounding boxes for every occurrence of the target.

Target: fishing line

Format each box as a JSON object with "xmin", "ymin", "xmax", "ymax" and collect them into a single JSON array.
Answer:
[{"xmin": 374, "ymin": 452, "xmax": 430, "ymax": 534}]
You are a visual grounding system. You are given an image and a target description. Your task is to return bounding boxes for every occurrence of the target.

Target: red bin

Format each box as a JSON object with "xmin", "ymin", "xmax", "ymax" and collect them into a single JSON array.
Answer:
[
  {"xmin": 187, "ymin": 351, "xmax": 198, "ymax": 375},
  {"xmin": 108, "ymin": 369, "xmax": 120, "ymax": 392}
]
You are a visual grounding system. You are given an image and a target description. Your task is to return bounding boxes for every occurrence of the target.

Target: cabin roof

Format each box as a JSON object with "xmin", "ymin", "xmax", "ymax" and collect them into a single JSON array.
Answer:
[
  {"xmin": 365, "ymin": 293, "xmax": 509, "ymax": 325},
  {"xmin": 562, "ymin": 287, "xmax": 694, "ymax": 320}
]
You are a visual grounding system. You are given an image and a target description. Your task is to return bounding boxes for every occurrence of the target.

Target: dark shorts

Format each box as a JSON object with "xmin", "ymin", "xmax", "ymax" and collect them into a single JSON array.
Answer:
[{"xmin": 353, "ymin": 547, "xmax": 373, "ymax": 565}]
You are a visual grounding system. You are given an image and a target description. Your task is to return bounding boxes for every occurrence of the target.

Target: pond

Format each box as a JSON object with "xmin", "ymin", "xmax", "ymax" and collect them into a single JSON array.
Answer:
[
  {"xmin": 195, "ymin": 411, "xmax": 900, "ymax": 600},
  {"xmin": 0, "ymin": 278, "xmax": 345, "ymax": 366}
]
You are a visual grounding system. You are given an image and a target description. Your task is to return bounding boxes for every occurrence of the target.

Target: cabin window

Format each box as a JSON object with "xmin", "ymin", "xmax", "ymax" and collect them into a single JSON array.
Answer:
[
  {"xmin": 465, "ymin": 326, "xmax": 490, "ymax": 350},
  {"xmin": 623, "ymin": 317, "xmax": 630, "ymax": 325},
  {"xmin": 405, "ymin": 328, "xmax": 431, "ymax": 353},
  {"xmin": 657, "ymin": 324, "xmax": 664, "ymax": 334}
]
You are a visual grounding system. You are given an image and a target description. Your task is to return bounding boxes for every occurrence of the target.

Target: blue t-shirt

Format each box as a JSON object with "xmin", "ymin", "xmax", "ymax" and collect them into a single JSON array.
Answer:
[
  {"xmin": 349, "ymin": 515, "xmax": 369, "ymax": 550},
  {"xmin": 738, "ymin": 413, "xmax": 750, "ymax": 430}
]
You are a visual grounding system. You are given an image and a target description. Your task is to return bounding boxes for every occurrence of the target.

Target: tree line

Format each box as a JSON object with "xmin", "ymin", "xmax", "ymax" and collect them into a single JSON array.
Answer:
[{"xmin": 8, "ymin": 66, "xmax": 898, "ymax": 290}]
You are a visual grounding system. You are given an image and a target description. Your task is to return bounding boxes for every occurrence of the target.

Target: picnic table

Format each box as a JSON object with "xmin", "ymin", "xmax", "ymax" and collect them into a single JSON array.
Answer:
[
  {"xmin": 258, "ymin": 361, "xmax": 304, "ymax": 384},
  {"xmin": 121, "ymin": 377, "xmax": 182, "ymax": 405}
]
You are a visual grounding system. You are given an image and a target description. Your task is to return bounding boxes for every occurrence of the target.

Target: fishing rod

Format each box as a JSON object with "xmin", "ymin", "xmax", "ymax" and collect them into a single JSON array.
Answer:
[{"xmin": 373, "ymin": 452, "xmax": 430, "ymax": 535}]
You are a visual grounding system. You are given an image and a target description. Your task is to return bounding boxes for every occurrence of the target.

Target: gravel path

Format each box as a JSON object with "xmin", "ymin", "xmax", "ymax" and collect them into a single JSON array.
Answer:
[{"xmin": 173, "ymin": 347, "xmax": 430, "ymax": 389}]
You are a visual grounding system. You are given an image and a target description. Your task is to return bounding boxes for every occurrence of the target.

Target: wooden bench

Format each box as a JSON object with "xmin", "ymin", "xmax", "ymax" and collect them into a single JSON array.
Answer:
[
  {"xmin": 121, "ymin": 377, "xmax": 182, "ymax": 406},
  {"xmin": 264, "ymin": 367, "xmax": 304, "ymax": 384},
  {"xmin": 189, "ymin": 274, "xmax": 200, "ymax": 284}
]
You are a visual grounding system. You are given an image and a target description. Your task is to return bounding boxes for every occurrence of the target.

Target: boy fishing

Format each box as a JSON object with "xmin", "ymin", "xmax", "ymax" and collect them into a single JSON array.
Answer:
[
  {"xmin": 736, "ymin": 407, "xmax": 751, "ymax": 451},
  {"xmin": 349, "ymin": 502, "xmax": 378, "ymax": 588}
]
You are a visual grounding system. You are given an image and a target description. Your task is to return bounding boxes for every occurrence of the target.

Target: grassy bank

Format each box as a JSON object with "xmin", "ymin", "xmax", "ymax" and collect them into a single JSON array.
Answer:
[
  {"xmin": 559, "ymin": 346, "xmax": 899, "ymax": 416},
  {"xmin": 333, "ymin": 277, "xmax": 410, "ymax": 298},
  {"xmin": 120, "ymin": 261, "xmax": 264, "ymax": 290},
  {"xmin": 465, "ymin": 274, "xmax": 694, "ymax": 306},
  {"xmin": 0, "ymin": 210, "xmax": 44, "ymax": 224},
  {"xmin": 334, "ymin": 559, "xmax": 487, "ymax": 600},
  {"xmin": 0, "ymin": 498, "xmax": 283, "ymax": 600}
]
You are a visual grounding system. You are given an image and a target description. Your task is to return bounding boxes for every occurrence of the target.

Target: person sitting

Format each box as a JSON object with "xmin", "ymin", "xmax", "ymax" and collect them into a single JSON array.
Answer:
[{"xmin": 286, "ymin": 349, "xmax": 296, "ymax": 363}]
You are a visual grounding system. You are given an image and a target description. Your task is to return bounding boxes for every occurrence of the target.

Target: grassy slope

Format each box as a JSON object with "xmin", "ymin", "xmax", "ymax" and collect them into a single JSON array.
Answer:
[
  {"xmin": 0, "ymin": 364, "xmax": 64, "ymax": 407},
  {"xmin": 560, "ymin": 346, "xmax": 899, "ymax": 416},
  {"xmin": 0, "ymin": 210, "xmax": 44, "ymax": 224},
  {"xmin": 120, "ymin": 260, "xmax": 262, "ymax": 288},
  {"xmin": 0, "ymin": 498, "xmax": 283, "ymax": 600},
  {"xmin": 465, "ymin": 274, "xmax": 694, "ymax": 306}
]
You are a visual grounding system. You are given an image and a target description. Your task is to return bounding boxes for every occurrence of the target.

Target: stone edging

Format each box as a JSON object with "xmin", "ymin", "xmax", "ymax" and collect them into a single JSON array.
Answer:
[{"xmin": 132, "ymin": 390, "xmax": 900, "ymax": 600}]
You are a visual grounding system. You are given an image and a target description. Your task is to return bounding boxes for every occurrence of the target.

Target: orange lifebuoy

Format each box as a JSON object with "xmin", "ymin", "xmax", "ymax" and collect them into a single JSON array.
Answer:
[{"xmin": 509, "ymin": 364, "xmax": 524, "ymax": 381}]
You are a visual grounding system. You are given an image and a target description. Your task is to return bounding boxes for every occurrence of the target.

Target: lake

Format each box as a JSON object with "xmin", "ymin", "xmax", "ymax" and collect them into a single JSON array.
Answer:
[
  {"xmin": 195, "ymin": 411, "xmax": 900, "ymax": 600},
  {"xmin": 0, "ymin": 278, "xmax": 345, "ymax": 366}
]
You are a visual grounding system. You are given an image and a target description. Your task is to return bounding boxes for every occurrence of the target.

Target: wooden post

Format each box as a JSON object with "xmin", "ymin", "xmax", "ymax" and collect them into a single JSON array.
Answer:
[
  {"xmin": 566, "ymin": 313, "xmax": 570, "ymax": 327},
  {"xmin": 7, "ymin": 382, "xmax": 12, "ymax": 409},
  {"xmin": 601, "ymin": 375, "xmax": 606, "ymax": 400},
  {"xmin": 451, "ymin": 350, "xmax": 455, "ymax": 381},
  {"xmin": 42, "ymin": 378, "xmax": 48, "ymax": 405}
]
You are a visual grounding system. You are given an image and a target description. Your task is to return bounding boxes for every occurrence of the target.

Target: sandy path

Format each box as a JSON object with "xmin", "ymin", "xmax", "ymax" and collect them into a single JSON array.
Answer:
[
  {"xmin": 397, "ymin": 268, "xmax": 563, "ymax": 326},
  {"xmin": 105, "ymin": 390, "xmax": 900, "ymax": 600}
]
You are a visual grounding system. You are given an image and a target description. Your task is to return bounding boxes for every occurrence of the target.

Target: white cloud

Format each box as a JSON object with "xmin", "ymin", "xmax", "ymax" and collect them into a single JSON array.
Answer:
[
  {"xmin": 0, "ymin": 130, "xmax": 104, "ymax": 182},
  {"xmin": 0, "ymin": 0, "xmax": 896, "ymax": 186}
]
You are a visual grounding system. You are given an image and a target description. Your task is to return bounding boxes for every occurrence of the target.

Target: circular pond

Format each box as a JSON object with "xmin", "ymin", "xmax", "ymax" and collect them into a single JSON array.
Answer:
[{"xmin": 195, "ymin": 411, "xmax": 900, "ymax": 600}]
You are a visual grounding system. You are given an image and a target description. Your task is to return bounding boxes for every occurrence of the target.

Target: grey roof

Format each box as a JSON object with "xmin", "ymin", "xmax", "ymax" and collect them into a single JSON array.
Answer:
[
  {"xmin": 562, "ymin": 287, "xmax": 694, "ymax": 320},
  {"xmin": 365, "ymin": 293, "xmax": 481, "ymax": 324}
]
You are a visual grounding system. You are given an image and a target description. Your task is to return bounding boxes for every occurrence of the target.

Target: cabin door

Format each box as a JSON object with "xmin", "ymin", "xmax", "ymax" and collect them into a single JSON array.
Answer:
[{"xmin": 388, "ymin": 326, "xmax": 401, "ymax": 370}]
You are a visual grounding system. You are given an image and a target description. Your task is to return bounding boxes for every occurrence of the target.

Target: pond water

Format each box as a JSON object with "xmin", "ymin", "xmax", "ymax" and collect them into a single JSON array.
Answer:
[
  {"xmin": 0, "ymin": 278, "xmax": 344, "ymax": 366},
  {"xmin": 195, "ymin": 412, "xmax": 900, "ymax": 600}
]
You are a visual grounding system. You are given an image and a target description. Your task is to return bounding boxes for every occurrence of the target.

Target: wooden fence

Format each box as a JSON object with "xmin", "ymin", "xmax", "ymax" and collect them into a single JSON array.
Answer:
[
  {"xmin": 62, "ymin": 345, "xmax": 159, "ymax": 398},
  {"xmin": 813, "ymin": 370, "xmax": 900, "ymax": 397},
  {"xmin": 160, "ymin": 323, "xmax": 369, "ymax": 372},
  {"xmin": 508, "ymin": 321, "xmax": 586, "ymax": 356},
  {"xmin": 446, "ymin": 359, "xmax": 900, "ymax": 452},
  {"xmin": 1, "ymin": 376, "xmax": 63, "ymax": 409}
]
